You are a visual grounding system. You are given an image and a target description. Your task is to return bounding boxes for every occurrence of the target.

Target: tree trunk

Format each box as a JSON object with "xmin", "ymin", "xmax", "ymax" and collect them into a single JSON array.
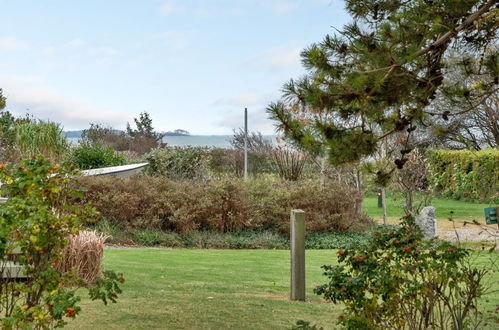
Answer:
[
  {"xmin": 405, "ymin": 190, "xmax": 413, "ymax": 214},
  {"xmin": 319, "ymin": 156, "xmax": 326, "ymax": 188}
]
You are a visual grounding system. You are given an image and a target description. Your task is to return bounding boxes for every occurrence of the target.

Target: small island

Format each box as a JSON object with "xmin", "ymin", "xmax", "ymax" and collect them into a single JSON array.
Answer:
[{"xmin": 164, "ymin": 129, "xmax": 190, "ymax": 136}]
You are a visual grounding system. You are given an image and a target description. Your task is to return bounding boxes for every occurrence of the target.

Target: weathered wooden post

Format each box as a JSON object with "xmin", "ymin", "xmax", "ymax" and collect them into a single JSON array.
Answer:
[{"xmin": 290, "ymin": 209, "xmax": 305, "ymax": 301}]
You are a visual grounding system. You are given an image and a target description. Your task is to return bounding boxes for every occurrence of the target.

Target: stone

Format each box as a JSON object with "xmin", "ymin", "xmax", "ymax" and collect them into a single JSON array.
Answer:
[{"xmin": 415, "ymin": 206, "xmax": 437, "ymax": 240}]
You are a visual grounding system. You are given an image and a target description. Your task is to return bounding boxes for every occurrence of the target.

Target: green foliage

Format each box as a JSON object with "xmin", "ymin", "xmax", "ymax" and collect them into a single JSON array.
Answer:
[
  {"xmin": 70, "ymin": 143, "xmax": 126, "ymax": 170},
  {"xmin": 315, "ymin": 215, "xmax": 493, "ymax": 329},
  {"xmin": 267, "ymin": 0, "xmax": 497, "ymax": 167},
  {"xmin": 98, "ymin": 223, "xmax": 372, "ymax": 249},
  {"xmin": 88, "ymin": 270, "xmax": 125, "ymax": 305},
  {"xmin": 0, "ymin": 156, "xmax": 123, "ymax": 329},
  {"xmin": 305, "ymin": 232, "xmax": 368, "ymax": 250},
  {"xmin": 13, "ymin": 120, "xmax": 70, "ymax": 163},
  {"xmin": 130, "ymin": 228, "xmax": 289, "ymax": 249},
  {"xmin": 145, "ymin": 147, "xmax": 209, "ymax": 180},
  {"xmin": 79, "ymin": 123, "xmax": 130, "ymax": 151},
  {"xmin": 126, "ymin": 112, "xmax": 163, "ymax": 142},
  {"xmin": 427, "ymin": 149, "xmax": 499, "ymax": 202},
  {"xmin": 0, "ymin": 89, "xmax": 5, "ymax": 110},
  {"xmin": 0, "ymin": 111, "xmax": 15, "ymax": 142}
]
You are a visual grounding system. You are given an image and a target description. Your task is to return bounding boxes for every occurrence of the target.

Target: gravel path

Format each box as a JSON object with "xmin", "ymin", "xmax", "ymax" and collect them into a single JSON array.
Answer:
[{"xmin": 438, "ymin": 228, "xmax": 498, "ymax": 242}]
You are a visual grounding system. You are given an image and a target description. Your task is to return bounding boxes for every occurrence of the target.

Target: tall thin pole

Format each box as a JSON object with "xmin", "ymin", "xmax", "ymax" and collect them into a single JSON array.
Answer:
[{"xmin": 244, "ymin": 108, "xmax": 248, "ymax": 180}]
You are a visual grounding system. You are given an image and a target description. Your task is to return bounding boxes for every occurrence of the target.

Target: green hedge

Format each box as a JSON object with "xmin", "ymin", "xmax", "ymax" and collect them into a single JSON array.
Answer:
[{"xmin": 427, "ymin": 149, "xmax": 499, "ymax": 203}]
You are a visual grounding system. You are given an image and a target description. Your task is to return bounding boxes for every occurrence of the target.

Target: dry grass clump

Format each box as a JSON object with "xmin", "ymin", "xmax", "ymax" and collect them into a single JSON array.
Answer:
[{"xmin": 58, "ymin": 230, "xmax": 108, "ymax": 285}]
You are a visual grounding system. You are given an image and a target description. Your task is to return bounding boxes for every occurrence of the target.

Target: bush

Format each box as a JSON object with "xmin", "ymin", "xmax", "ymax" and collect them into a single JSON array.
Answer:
[
  {"xmin": 80, "ymin": 176, "xmax": 371, "ymax": 235},
  {"xmin": 0, "ymin": 156, "xmax": 124, "ymax": 329},
  {"xmin": 315, "ymin": 215, "xmax": 493, "ymax": 329},
  {"xmin": 70, "ymin": 143, "xmax": 126, "ymax": 169},
  {"xmin": 208, "ymin": 148, "xmax": 275, "ymax": 178},
  {"xmin": 145, "ymin": 147, "xmax": 209, "ymax": 180},
  {"xmin": 427, "ymin": 149, "xmax": 499, "ymax": 202}
]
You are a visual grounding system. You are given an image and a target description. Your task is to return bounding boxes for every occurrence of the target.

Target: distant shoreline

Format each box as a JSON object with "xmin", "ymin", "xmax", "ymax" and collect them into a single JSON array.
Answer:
[{"xmin": 66, "ymin": 134, "xmax": 277, "ymax": 148}]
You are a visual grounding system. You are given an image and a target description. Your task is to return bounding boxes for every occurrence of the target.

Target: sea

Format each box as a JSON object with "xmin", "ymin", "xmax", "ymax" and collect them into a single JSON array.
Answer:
[{"xmin": 68, "ymin": 135, "xmax": 277, "ymax": 148}]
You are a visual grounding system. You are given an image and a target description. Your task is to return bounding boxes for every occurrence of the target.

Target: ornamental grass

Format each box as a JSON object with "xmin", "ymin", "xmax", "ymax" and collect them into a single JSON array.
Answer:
[{"xmin": 58, "ymin": 230, "xmax": 109, "ymax": 285}]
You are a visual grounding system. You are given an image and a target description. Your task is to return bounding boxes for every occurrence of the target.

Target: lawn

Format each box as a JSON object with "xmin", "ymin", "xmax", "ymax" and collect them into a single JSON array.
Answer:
[
  {"xmin": 363, "ymin": 195, "xmax": 495, "ymax": 228},
  {"xmin": 67, "ymin": 249, "xmax": 340, "ymax": 330},
  {"xmin": 67, "ymin": 249, "xmax": 498, "ymax": 330}
]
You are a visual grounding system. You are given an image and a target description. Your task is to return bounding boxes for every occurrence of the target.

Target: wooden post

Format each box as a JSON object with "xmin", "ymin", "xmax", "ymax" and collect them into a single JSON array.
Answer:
[
  {"xmin": 381, "ymin": 187, "xmax": 387, "ymax": 225},
  {"xmin": 290, "ymin": 209, "xmax": 305, "ymax": 301}
]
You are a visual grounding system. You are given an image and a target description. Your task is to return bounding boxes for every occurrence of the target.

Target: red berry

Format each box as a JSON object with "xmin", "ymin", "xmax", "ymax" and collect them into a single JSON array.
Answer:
[
  {"xmin": 403, "ymin": 247, "xmax": 411, "ymax": 252},
  {"xmin": 65, "ymin": 308, "xmax": 76, "ymax": 318}
]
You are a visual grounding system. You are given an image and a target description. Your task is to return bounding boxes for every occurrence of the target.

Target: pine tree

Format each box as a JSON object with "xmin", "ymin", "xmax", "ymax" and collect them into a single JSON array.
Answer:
[
  {"xmin": 126, "ymin": 111, "xmax": 163, "ymax": 142},
  {"xmin": 267, "ymin": 0, "xmax": 498, "ymax": 170}
]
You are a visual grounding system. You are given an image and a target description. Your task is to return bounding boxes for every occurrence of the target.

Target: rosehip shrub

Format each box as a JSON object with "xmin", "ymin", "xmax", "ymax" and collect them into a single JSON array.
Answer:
[
  {"xmin": 0, "ymin": 156, "xmax": 124, "ymax": 329},
  {"xmin": 315, "ymin": 215, "xmax": 494, "ymax": 329}
]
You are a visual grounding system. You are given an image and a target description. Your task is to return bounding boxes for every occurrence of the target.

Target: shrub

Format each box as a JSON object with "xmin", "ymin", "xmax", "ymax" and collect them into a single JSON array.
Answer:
[
  {"xmin": 427, "ymin": 149, "xmax": 499, "ymax": 202},
  {"xmin": 271, "ymin": 147, "xmax": 307, "ymax": 181},
  {"xmin": 0, "ymin": 156, "xmax": 124, "ymax": 329},
  {"xmin": 80, "ymin": 176, "xmax": 371, "ymax": 235},
  {"xmin": 145, "ymin": 147, "xmax": 209, "ymax": 180},
  {"xmin": 208, "ymin": 148, "xmax": 275, "ymax": 178},
  {"xmin": 70, "ymin": 143, "xmax": 126, "ymax": 169},
  {"xmin": 315, "ymin": 215, "xmax": 493, "ymax": 329}
]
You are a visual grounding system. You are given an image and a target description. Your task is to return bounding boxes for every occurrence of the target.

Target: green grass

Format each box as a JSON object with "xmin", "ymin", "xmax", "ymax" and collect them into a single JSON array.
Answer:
[
  {"xmin": 66, "ymin": 249, "xmax": 498, "ymax": 330},
  {"xmin": 363, "ymin": 195, "xmax": 494, "ymax": 225},
  {"xmin": 67, "ymin": 249, "xmax": 340, "ymax": 330}
]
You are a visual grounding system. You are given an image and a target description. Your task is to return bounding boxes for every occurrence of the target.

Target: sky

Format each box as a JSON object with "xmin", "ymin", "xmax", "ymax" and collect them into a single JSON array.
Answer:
[{"xmin": 0, "ymin": 0, "xmax": 350, "ymax": 134}]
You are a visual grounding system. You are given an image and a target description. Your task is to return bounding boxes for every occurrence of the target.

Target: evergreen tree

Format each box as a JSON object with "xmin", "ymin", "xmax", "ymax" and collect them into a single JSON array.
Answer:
[
  {"xmin": 126, "ymin": 111, "xmax": 163, "ymax": 142},
  {"xmin": 267, "ymin": 0, "xmax": 497, "ymax": 171}
]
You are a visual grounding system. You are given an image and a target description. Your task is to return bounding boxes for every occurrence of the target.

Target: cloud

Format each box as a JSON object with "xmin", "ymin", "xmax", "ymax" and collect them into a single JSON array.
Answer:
[
  {"xmin": 244, "ymin": 44, "xmax": 302, "ymax": 72},
  {"xmin": 0, "ymin": 37, "xmax": 29, "ymax": 53},
  {"xmin": 160, "ymin": 1, "xmax": 182, "ymax": 16},
  {"xmin": 214, "ymin": 93, "xmax": 274, "ymax": 107},
  {"xmin": 1, "ymin": 75, "xmax": 129, "ymax": 129}
]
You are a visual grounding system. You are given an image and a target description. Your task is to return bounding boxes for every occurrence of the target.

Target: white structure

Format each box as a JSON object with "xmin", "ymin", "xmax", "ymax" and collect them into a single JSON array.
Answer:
[{"xmin": 81, "ymin": 163, "xmax": 148, "ymax": 178}]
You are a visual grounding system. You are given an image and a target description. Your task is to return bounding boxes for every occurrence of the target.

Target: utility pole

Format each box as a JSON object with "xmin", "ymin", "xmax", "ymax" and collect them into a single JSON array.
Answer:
[{"xmin": 244, "ymin": 108, "xmax": 248, "ymax": 180}]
